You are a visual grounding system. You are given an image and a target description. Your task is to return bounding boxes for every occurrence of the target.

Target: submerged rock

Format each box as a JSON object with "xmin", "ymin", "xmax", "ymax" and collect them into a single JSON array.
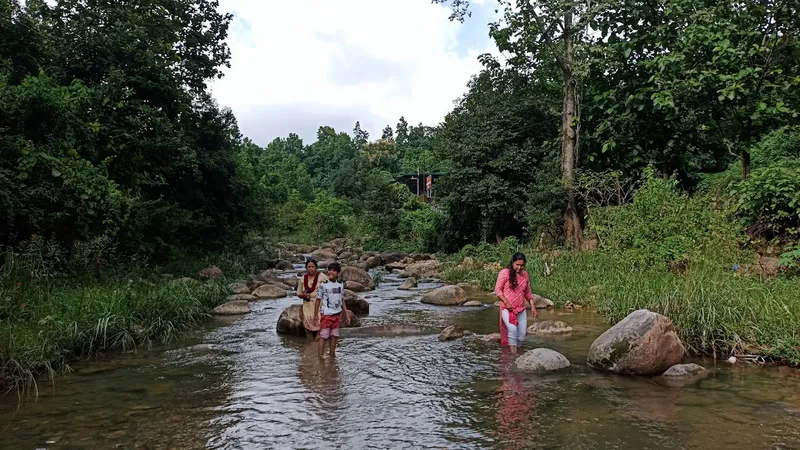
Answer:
[
  {"xmin": 527, "ymin": 320, "xmax": 573, "ymax": 335},
  {"xmin": 252, "ymin": 284, "xmax": 288, "ymax": 299},
  {"xmin": 213, "ymin": 300, "xmax": 250, "ymax": 315},
  {"xmin": 480, "ymin": 333, "xmax": 502, "ymax": 343},
  {"xmin": 587, "ymin": 309, "xmax": 685, "ymax": 375},
  {"xmin": 515, "ymin": 348, "xmax": 571, "ymax": 372},
  {"xmin": 439, "ymin": 325, "xmax": 465, "ymax": 341},
  {"xmin": 421, "ymin": 285, "xmax": 467, "ymax": 306},
  {"xmin": 339, "ymin": 324, "xmax": 438, "ymax": 338},
  {"xmin": 662, "ymin": 363, "xmax": 709, "ymax": 378},
  {"xmin": 462, "ymin": 300, "xmax": 483, "ymax": 307}
]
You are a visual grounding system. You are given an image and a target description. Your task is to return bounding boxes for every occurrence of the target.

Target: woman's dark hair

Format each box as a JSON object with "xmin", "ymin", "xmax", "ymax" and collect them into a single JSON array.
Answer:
[
  {"xmin": 305, "ymin": 259, "xmax": 318, "ymax": 269},
  {"xmin": 506, "ymin": 253, "xmax": 527, "ymax": 289}
]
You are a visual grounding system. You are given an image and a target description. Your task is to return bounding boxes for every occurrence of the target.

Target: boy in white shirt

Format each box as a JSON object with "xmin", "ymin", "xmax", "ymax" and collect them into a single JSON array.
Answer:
[{"xmin": 315, "ymin": 262, "xmax": 350, "ymax": 357}]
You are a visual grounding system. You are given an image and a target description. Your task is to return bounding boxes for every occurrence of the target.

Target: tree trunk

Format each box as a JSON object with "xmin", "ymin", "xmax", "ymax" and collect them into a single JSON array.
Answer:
[
  {"xmin": 742, "ymin": 150, "xmax": 751, "ymax": 180},
  {"xmin": 561, "ymin": 10, "xmax": 584, "ymax": 249}
]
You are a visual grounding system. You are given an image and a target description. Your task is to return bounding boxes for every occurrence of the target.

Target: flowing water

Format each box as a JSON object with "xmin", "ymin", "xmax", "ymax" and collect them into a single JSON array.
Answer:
[{"xmin": 2, "ymin": 273, "xmax": 799, "ymax": 449}]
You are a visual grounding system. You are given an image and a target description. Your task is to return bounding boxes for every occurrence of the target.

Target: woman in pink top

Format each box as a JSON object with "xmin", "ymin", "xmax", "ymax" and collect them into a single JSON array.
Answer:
[{"xmin": 494, "ymin": 252, "xmax": 538, "ymax": 354}]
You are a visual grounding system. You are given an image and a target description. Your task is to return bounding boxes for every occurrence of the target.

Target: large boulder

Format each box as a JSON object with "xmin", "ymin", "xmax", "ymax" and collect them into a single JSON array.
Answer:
[
  {"xmin": 398, "ymin": 278, "xmax": 417, "ymax": 290},
  {"xmin": 527, "ymin": 320, "xmax": 573, "ymax": 335},
  {"xmin": 421, "ymin": 285, "xmax": 467, "ymax": 306},
  {"xmin": 343, "ymin": 289, "xmax": 370, "ymax": 315},
  {"xmin": 345, "ymin": 281, "xmax": 369, "ymax": 292},
  {"xmin": 199, "ymin": 266, "xmax": 223, "ymax": 279},
  {"xmin": 312, "ymin": 248, "xmax": 338, "ymax": 261},
  {"xmin": 275, "ymin": 260, "xmax": 294, "ymax": 271},
  {"xmin": 404, "ymin": 260, "xmax": 441, "ymax": 279},
  {"xmin": 251, "ymin": 284, "xmax": 289, "ymax": 299},
  {"xmin": 276, "ymin": 305, "xmax": 360, "ymax": 335},
  {"xmin": 587, "ymin": 309, "xmax": 685, "ymax": 375},
  {"xmin": 282, "ymin": 277, "xmax": 299, "ymax": 289},
  {"xmin": 515, "ymin": 348, "xmax": 571, "ymax": 372},
  {"xmin": 339, "ymin": 266, "xmax": 374, "ymax": 289},
  {"xmin": 213, "ymin": 300, "xmax": 251, "ymax": 315}
]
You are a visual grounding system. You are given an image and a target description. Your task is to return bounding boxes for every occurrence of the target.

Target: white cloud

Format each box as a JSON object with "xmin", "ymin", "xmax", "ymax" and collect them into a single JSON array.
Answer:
[{"xmin": 210, "ymin": 0, "xmax": 495, "ymax": 144}]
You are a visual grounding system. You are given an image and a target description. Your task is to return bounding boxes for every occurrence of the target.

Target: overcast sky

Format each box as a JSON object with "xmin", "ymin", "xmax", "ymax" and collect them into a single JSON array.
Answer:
[{"xmin": 209, "ymin": 0, "xmax": 498, "ymax": 146}]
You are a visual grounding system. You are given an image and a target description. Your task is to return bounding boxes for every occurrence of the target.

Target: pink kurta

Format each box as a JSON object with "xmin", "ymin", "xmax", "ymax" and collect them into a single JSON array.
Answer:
[{"xmin": 494, "ymin": 268, "xmax": 534, "ymax": 347}]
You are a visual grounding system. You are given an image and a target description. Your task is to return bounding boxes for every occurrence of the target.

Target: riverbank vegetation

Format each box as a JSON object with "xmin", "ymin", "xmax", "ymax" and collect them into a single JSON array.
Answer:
[{"xmin": 2, "ymin": 0, "xmax": 800, "ymax": 389}]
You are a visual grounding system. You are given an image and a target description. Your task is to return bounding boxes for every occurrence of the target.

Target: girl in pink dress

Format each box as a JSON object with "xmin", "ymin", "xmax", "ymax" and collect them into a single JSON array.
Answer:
[{"xmin": 494, "ymin": 253, "xmax": 538, "ymax": 354}]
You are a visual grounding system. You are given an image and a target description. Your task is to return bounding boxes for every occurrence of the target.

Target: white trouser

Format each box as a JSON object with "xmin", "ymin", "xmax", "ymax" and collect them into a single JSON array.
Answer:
[{"xmin": 501, "ymin": 309, "xmax": 528, "ymax": 347}]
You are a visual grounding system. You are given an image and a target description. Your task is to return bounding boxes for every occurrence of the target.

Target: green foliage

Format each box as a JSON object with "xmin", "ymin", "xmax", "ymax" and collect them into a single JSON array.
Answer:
[
  {"xmin": 734, "ymin": 166, "xmax": 800, "ymax": 239},
  {"xmin": 778, "ymin": 246, "xmax": 800, "ymax": 277},
  {"xmin": 588, "ymin": 168, "xmax": 746, "ymax": 268},
  {"xmin": 300, "ymin": 192, "xmax": 349, "ymax": 242}
]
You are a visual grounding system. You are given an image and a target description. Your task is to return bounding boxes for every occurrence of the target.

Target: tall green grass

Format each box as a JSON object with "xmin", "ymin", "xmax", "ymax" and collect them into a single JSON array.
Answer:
[
  {"xmin": 443, "ymin": 250, "xmax": 800, "ymax": 365},
  {"xmin": 0, "ymin": 252, "xmax": 232, "ymax": 395}
]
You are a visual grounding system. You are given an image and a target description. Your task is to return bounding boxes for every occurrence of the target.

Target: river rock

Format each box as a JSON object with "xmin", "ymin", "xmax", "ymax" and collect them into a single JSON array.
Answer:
[
  {"xmin": 398, "ymin": 278, "xmax": 418, "ymax": 290},
  {"xmin": 229, "ymin": 282, "xmax": 250, "ymax": 294},
  {"xmin": 255, "ymin": 270, "xmax": 282, "ymax": 284},
  {"xmin": 276, "ymin": 305, "xmax": 361, "ymax": 336},
  {"xmin": 380, "ymin": 251, "xmax": 408, "ymax": 264},
  {"xmin": 364, "ymin": 256, "xmax": 382, "ymax": 270},
  {"xmin": 527, "ymin": 320, "xmax": 573, "ymax": 335},
  {"xmin": 275, "ymin": 260, "xmax": 294, "ymax": 271},
  {"xmin": 439, "ymin": 325, "xmax": 465, "ymax": 341},
  {"xmin": 199, "ymin": 266, "xmax": 223, "ymax": 279},
  {"xmin": 534, "ymin": 294, "xmax": 555, "ymax": 309},
  {"xmin": 404, "ymin": 260, "xmax": 441, "ymax": 279},
  {"xmin": 282, "ymin": 277, "xmax": 299, "ymax": 288},
  {"xmin": 345, "ymin": 281, "xmax": 369, "ymax": 292},
  {"xmin": 312, "ymin": 248, "xmax": 338, "ymax": 261},
  {"xmin": 226, "ymin": 294, "xmax": 256, "ymax": 302},
  {"xmin": 386, "ymin": 261, "xmax": 407, "ymax": 271},
  {"xmin": 421, "ymin": 285, "xmax": 468, "ymax": 306},
  {"xmin": 252, "ymin": 284, "xmax": 289, "ymax": 299},
  {"xmin": 662, "ymin": 363, "xmax": 709, "ymax": 378},
  {"xmin": 344, "ymin": 290, "xmax": 370, "ymax": 315},
  {"xmin": 213, "ymin": 300, "xmax": 250, "ymax": 315},
  {"xmin": 340, "ymin": 266, "xmax": 374, "ymax": 289},
  {"xmin": 587, "ymin": 309, "xmax": 685, "ymax": 375},
  {"xmin": 515, "ymin": 348, "xmax": 571, "ymax": 372},
  {"xmin": 463, "ymin": 300, "xmax": 483, "ymax": 307}
]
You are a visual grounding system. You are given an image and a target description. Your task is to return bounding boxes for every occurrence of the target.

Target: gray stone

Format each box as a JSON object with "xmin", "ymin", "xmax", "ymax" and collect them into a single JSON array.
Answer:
[
  {"xmin": 339, "ymin": 266, "xmax": 374, "ymax": 289},
  {"xmin": 515, "ymin": 348, "xmax": 571, "ymax": 372},
  {"xmin": 343, "ymin": 289, "xmax": 370, "ymax": 315},
  {"xmin": 662, "ymin": 363, "xmax": 709, "ymax": 378},
  {"xmin": 587, "ymin": 309, "xmax": 685, "ymax": 375},
  {"xmin": 213, "ymin": 300, "xmax": 250, "ymax": 315},
  {"xmin": 229, "ymin": 282, "xmax": 250, "ymax": 294},
  {"xmin": 398, "ymin": 278, "xmax": 418, "ymax": 290},
  {"xmin": 462, "ymin": 300, "xmax": 483, "ymax": 307},
  {"xmin": 421, "ymin": 285, "xmax": 468, "ymax": 306},
  {"xmin": 251, "ymin": 284, "xmax": 288, "ymax": 299},
  {"xmin": 439, "ymin": 325, "xmax": 465, "ymax": 341},
  {"xmin": 527, "ymin": 320, "xmax": 573, "ymax": 335},
  {"xmin": 533, "ymin": 294, "xmax": 555, "ymax": 309},
  {"xmin": 226, "ymin": 294, "xmax": 256, "ymax": 302},
  {"xmin": 345, "ymin": 280, "xmax": 369, "ymax": 292}
]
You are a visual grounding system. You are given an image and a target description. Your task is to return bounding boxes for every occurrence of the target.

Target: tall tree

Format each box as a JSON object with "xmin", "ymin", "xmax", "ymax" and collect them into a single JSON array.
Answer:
[{"xmin": 381, "ymin": 125, "xmax": 394, "ymax": 141}]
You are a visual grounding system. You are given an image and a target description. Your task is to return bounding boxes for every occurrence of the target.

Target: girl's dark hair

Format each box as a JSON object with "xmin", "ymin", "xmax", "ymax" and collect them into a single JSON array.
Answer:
[
  {"xmin": 305, "ymin": 259, "xmax": 318, "ymax": 269},
  {"xmin": 506, "ymin": 253, "xmax": 527, "ymax": 289},
  {"xmin": 328, "ymin": 262, "xmax": 342, "ymax": 272}
]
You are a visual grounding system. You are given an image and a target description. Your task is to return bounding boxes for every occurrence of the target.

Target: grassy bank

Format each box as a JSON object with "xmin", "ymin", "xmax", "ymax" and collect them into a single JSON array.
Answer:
[
  {"xmin": 0, "ymin": 252, "xmax": 255, "ymax": 395},
  {"xmin": 442, "ymin": 250, "xmax": 800, "ymax": 366}
]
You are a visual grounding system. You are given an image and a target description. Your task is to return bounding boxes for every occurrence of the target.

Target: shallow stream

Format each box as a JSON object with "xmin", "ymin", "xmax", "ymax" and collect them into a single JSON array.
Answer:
[{"xmin": 1, "ymin": 274, "xmax": 799, "ymax": 449}]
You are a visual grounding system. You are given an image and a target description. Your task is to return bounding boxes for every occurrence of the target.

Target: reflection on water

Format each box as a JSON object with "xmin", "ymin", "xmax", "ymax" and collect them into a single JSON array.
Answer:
[{"xmin": 1, "ymin": 275, "xmax": 799, "ymax": 449}]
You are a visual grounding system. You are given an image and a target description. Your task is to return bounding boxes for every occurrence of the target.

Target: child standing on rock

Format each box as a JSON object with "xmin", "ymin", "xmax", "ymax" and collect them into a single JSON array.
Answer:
[{"xmin": 315, "ymin": 262, "xmax": 350, "ymax": 357}]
